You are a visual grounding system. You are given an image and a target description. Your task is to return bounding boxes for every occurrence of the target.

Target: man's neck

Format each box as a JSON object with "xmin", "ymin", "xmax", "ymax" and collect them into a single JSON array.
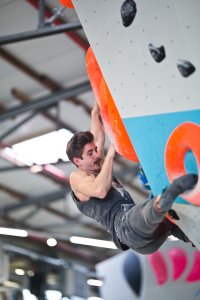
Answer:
[{"xmin": 79, "ymin": 167, "xmax": 101, "ymax": 176}]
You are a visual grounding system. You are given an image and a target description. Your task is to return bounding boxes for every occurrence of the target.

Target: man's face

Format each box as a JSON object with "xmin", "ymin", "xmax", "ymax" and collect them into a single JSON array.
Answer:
[{"xmin": 74, "ymin": 142, "xmax": 103, "ymax": 173}]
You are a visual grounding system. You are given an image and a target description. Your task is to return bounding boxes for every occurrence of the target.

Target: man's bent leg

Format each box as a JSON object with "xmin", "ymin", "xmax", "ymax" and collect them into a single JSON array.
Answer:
[
  {"xmin": 157, "ymin": 174, "xmax": 198, "ymax": 212},
  {"xmin": 116, "ymin": 199, "xmax": 171, "ymax": 254},
  {"xmin": 115, "ymin": 174, "xmax": 198, "ymax": 254}
]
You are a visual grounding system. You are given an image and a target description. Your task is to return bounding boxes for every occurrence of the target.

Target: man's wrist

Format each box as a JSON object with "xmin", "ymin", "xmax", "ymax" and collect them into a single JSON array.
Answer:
[
  {"xmin": 91, "ymin": 108, "xmax": 100, "ymax": 115},
  {"xmin": 91, "ymin": 103, "xmax": 99, "ymax": 114},
  {"xmin": 154, "ymin": 195, "xmax": 162, "ymax": 212}
]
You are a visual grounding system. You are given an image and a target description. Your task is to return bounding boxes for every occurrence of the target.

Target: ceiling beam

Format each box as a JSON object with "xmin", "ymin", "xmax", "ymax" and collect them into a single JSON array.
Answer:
[
  {"xmin": 0, "ymin": 80, "xmax": 91, "ymax": 122},
  {"xmin": 3, "ymin": 243, "xmax": 70, "ymax": 267},
  {"xmin": 0, "ymin": 112, "xmax": 37, "ymax": 141},
  {"xmin": 0, "ymin": 188, "xmax": 68, "ymax": 215},
  {"xmin": 0, "ymin": 48, "xmax": 91, "ymax": 114},
  {"xmin": 38, "ymin": 0, "xmax": 45, "ymax": 28},
  {"xmin": 26, "ymin": 0, "xmax": 89, "ymax": 52},
  {"xmin": 0, "ymin": 48, "xmax": 61, "ymax": 91},
  {"xmin": 0, "ymin": 182, "xmax": 106, "ymax": 234},
  {"xmin": 12, "ymin": 87, "xmax": 78, "ymax": 133},
  {"xmin": 0, "ymin": 165, "xmax": 30, "ymax": 172},
  {"xmin": 0, "ymin": 179, "xmax": 73, "ymax": 220},
  {"xmin": 0, "ymin": 22, "xmax": 82, "ymax": 46},
  {"xmin": 0, "ymin": 183, "xmax": 27, "ymax": 200}
]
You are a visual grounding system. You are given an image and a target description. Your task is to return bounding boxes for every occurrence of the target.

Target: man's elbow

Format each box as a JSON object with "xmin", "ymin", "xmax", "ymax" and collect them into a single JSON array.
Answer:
[{"xmin": 95, "ymin": 186, "xmax": 108, "ymax": 199}]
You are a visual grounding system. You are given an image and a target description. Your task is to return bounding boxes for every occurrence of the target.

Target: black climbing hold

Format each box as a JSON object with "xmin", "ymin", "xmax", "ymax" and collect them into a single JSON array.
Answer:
[
  {"xmin": 149, "ymin": 43, "xmax": 166, "ymax": 63},
  {"xmin": 168, "ymin": 209, "xmax": 180, "ymax": 220},
  {"xmin": 121, "ymin": 0, "xmax": 137, "ymax": 27},
  {"xmin": 177, "ymin": 59, "xmax": 196, "ymax": 77},
  {"xmin": 123, "ymin": 251, "xmax": 142, "ymax": 296}
]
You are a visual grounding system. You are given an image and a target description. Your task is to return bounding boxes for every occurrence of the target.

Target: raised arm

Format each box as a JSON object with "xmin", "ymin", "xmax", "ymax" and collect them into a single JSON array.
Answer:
[
  {"xmin": 70, "ymin": 143, "xmax": 116, "ymax": 201},
  {"xmin": 90, "ymin": 102, "xmax": 105, "ymax": 157}
]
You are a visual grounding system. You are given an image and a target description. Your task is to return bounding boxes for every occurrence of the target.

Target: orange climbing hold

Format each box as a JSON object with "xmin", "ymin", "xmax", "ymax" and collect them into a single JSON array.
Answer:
[
  {"xmin": 100, "ymin": 77, "xmax": 139, "ymax": 162},
  {"xmin": 86, "ymin": 47, "xmax": 113, "ymax": 141},
  {"xmin": 86, "ymin": 47, "xmax": 138, "ymax": 162},
  {"xmin": 165, "ymin": 122, "xmax": 200, "ymax": 205},
  {"xmin": 86, "ymin": 47, "xmax": 103, "ymax": 105},
  {"xmin": 59, "ymin": 0, "xmax": 74, "ymax": 9}
]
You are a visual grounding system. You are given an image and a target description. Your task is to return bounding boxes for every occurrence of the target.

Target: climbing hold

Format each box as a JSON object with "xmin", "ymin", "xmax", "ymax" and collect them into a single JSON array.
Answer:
[
  {"xmin": 148, "ymin": 251, "xmax": 168, "ymax": 285},
  {"xmin": 177, "ymin": 60, "xmax": 196, "ymax": 77},
  {"xmin": 168, "ymin": 248, "xmax": 187, "ymax": 281},
  {"xmin": 149, "ymin": 43, "xmax": 166, "ymax": 63},
  {"xmin": 121, "ymin": 0, "xmax": 137, "ymax": 27},
  {"xmin": 168, "ymin": 209, "xmax": 180, "ymax": 220},
  {"xmin": 186, "ymin": 251, "xmax": 200, "ymax": 282},
  {"xmin": 100, "ymin": 77, "xmax": 139, "ymax": 162},
  {"xmin": 123, "ymin": 252, "xmax": 142, "ymax": 296},
  {"xmin": 59, "ymin": 0, "xmax": 74, "ymax": 9},
  {"xmin": 86, "ymin": 47, "xmax": 102, "ymax": 105},
  {"xmin": 85, "ymin": 47, "xmax": 113, "ymax": 142},
  {"xmin": 165, "ymin": 122, "xmax": 200, "ymax": 206}
]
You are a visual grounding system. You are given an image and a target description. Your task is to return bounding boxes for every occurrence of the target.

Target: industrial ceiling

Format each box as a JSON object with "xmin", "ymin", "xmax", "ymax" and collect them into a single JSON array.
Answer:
[{"xmin": 0, "ymin": 0, "xmax": 148, "ymax": 292}]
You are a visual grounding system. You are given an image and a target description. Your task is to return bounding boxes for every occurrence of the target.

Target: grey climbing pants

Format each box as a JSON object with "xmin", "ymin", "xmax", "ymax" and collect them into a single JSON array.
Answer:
[{"xmin": 114, "ymin": 199, "xmax": 190, "ymax": 254}]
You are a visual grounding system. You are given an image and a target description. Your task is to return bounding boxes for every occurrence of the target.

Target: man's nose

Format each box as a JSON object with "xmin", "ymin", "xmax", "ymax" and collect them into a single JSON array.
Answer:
[{"xmin": 94, "ymin": 151, "xmax": 100, "ymax": 159}]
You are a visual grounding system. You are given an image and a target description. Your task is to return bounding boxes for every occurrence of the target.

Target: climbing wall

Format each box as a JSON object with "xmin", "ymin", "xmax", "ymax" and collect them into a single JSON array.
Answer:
[
  {"xmin": 70, "ymin": 0, "xmax": 200, "ymax": 247},
  {"xmin": 96, "ymin": 241, "xmax": 200, "ymax": 300}
]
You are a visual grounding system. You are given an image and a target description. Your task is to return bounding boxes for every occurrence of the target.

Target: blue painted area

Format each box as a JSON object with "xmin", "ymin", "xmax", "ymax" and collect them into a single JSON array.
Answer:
[
  {"xmin": 185, "ymin": 151, "xmax": 198, "ymax": 174},
  {"xmin": 123, "ymin": 109, "xmax": 200, "ymax": 203},
  {"xmin": 194, "ymin": 289, "xmax": 200, "ymax": 298}
]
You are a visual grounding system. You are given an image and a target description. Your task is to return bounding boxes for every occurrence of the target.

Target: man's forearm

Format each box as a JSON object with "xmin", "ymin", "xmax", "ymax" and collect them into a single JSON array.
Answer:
[
  {"xmin": 93, "ymin": 144, "xmax": 115, "ymax": 198},
  {"xmin": 91, "ymin": 103, "xmax": 105, "ymax": 155}
]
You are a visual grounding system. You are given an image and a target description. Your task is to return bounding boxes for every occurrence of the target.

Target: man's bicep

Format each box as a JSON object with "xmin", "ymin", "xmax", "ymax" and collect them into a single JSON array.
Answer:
[
  {"xmin": 78, "ymin": 177, "xmax": 96, "ymax": 195},
  {"xmin": 70, "ymin": 173, "xmax": 96, "ymax": 197}
]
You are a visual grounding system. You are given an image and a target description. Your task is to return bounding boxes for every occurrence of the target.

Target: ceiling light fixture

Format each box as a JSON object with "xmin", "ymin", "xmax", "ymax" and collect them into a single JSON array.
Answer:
[
  {"xmin": 27, "ymin": 270, "xmax": 35, "ymax": 277},
  {"xmin": 87, "ymin": 297, "xmax": 104, "ymax": 300},
  {"xmin": 45, "ymin": 290, "xmax": 62, "ymax": 300},
  {"xmin": 47, "ymin": 238, "xmax": 57, "ymax": 247},
  {"xmin": 0, "ymin": 227, "xmax": 28, "ymax": 237},
  {"xmin": 1, "ymin": 128, "xmax": 73, "ymax": 166},
  {"xmin": 15, "ymin": 269, "xmax": 25, "ymax": 276},
  {"xmin": 87, "ymin": 279, "xmax": 103, "ymax": 287},
  {"xmin": 69, "ymin": 236, "xmax": 117, "ymax": 249}
]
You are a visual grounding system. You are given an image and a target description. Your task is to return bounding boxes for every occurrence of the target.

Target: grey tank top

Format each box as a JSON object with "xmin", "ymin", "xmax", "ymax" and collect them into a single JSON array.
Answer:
[{"xmin": 71, "ymin": 177, "xmax": 134, "ymax": 250}]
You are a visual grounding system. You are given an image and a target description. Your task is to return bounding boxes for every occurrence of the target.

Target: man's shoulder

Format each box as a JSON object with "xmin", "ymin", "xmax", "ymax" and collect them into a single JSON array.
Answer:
[
  {"xmin": 70, "ymin": 170, "xmax": 87, "ymax": 184},
  {"xmin": 69, "ymin": 170, "xmax": 93, "ymax": 202},
  {"xmin": 69, "ymin": 170, "xmax": 81, "ymax": 192},
  {"xmin": 70, "ymin": 169, "xmax": 82, "ymax": 179}
]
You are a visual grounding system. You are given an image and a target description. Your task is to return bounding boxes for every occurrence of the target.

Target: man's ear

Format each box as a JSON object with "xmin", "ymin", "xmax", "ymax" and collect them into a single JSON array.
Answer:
[{"xmin": 73, "ymin": 157, "xmax": 81, "ymax": 166}]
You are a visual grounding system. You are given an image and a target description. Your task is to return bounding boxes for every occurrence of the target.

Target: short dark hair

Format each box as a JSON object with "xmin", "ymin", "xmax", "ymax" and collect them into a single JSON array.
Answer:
[{"xmin": 66, "ymin": 131, "xmax": 94, "ymax": 163}]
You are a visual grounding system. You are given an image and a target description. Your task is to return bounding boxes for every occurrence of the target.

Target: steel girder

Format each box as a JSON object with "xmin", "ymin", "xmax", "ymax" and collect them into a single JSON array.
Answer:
[{"xmin": 0, "ymin": 81, "xmax": 91, "ymax": 122}]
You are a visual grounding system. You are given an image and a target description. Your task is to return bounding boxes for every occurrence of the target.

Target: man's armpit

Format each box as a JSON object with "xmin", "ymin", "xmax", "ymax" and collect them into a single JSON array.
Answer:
[{"xmin": 71, "ymin": 173, "xmax": 94, "ymax": 193}]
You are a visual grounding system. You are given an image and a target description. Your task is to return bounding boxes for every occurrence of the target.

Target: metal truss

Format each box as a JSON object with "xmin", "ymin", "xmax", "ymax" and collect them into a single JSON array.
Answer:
[{"xmin": 0, "ymin": 0, "xmax": 82, "ymax": 46}]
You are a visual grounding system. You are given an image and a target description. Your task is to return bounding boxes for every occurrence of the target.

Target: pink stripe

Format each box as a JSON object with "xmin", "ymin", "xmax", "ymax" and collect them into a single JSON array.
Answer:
[
  {"xmin": 186, "ymin": 251, "xmax": 200, "ymax": 282},
  {"xmin": 168, "ymin": 248, "xmax": 187, "ymax": 280},
  {"xmin": 149, "ymin": 251, "xmax": 168, "ymax": 285}
]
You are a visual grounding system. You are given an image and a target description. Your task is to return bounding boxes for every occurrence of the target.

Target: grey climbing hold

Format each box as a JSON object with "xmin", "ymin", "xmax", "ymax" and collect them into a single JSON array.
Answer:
[
  {"xmin": 121, "ymin": 0, "xmax": 137, "ymax": 27},
  {"xmin": 168, "ymin": 209, "xmax": 180, "ymax": 220},
  {"xmin": 149, "ymin": 43, "xmax": 166, "ymax": 63},
  {"xmin": 177, "ymin": 59, "xmax": 196, "ymax": 77}
]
